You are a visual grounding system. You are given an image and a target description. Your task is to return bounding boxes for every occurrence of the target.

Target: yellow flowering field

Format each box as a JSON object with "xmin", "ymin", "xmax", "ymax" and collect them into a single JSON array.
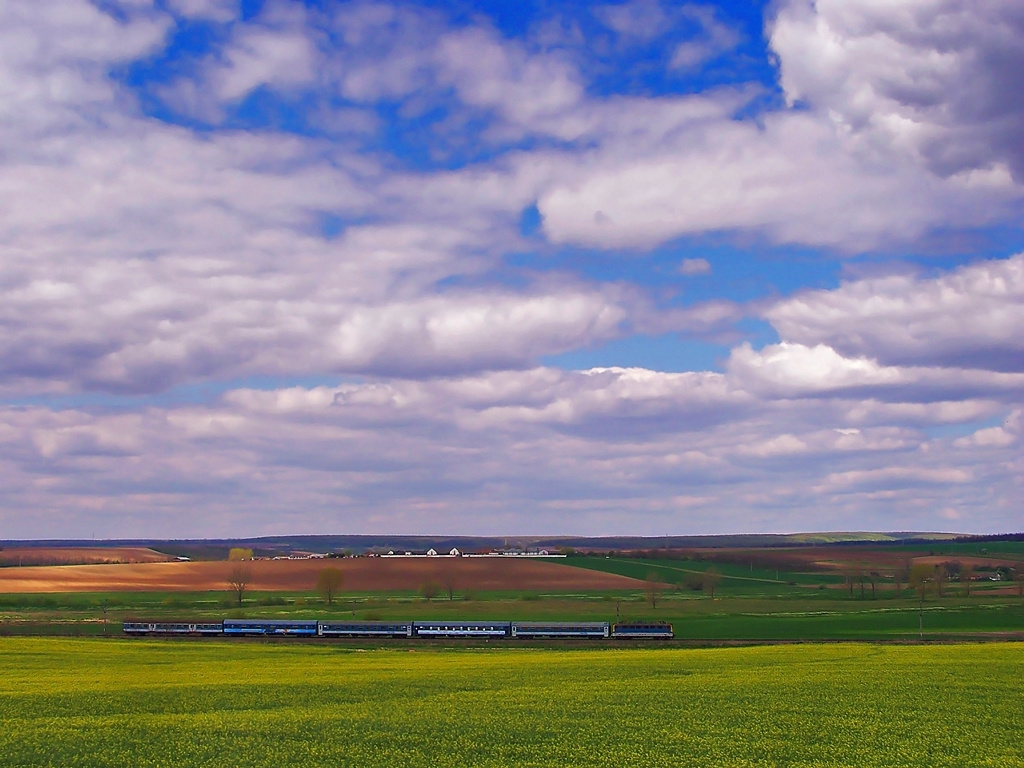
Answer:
[{"xmin": 1, "ymin": 639, "xmax": 1022, "ymax": 767}]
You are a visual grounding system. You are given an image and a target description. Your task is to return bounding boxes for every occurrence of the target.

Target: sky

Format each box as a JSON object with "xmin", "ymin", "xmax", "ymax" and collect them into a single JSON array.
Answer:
[{"xmin": 1, "ymin": 0, "xmax": 1023, "ymax": 539}]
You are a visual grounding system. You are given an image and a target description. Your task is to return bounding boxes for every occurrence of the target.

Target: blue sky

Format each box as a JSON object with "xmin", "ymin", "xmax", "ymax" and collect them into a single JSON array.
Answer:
[{"xmin": 0, "ymin": 0, "xmax": 1022, "ymax": 538}]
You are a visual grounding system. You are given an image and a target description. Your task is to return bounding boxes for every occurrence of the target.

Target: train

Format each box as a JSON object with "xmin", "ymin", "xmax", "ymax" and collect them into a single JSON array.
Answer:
[{"xmin": 123, "ymin": 619, "xmax": 673, "ymax": 639}]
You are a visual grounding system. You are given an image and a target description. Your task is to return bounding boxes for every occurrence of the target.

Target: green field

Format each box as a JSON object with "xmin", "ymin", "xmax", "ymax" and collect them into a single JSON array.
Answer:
[
  {"xmin": 2, "ymin": 588, "xmax": 1023, "ymax": 641},
  {"xmin": 1, "ymin": 638, "xmax": 1022, "ymax": 767}
]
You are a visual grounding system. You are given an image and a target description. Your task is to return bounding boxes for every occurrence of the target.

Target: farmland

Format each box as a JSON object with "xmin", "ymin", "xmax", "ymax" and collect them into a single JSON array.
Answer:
[
  {"xmin": 1, "ymin": 638, "xmax": 1023, "ymax": 767},
  {"xmin": 2, "ymin": 544, "xmax": 1024, "ymax": 640},
  {"xmin": 0, "ymin": 555, "xmax": 640, "ymax": 593}
]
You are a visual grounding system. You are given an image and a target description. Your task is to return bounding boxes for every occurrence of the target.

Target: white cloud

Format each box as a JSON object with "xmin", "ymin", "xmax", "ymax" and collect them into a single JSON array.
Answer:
[
  {"xmin": 669, "ymin": 5, "xmax": 742, "ymax": 70},
  {"xmin": 160, "ymin": 1, "xmax": 317, "ymax": 117},
  {"xmin": 0, "ymin": 362, "xmax": 1019, "ymax": 536},
  {"xmin": 1, "ymin": 0, "xmax": 1023, "ymax": 537},
  {"xmin": 954, "ymin": 426, "xmax": 1015, "ymax": 449},
  {"xmin": 678, "ymin": 257, "xmax": 711, "ymax": 275},
  {"xmin": 593, "ymin": 0, "xmax": 669, "ymax": 41},
  {"xmin": 770, "ymin": 0, "xmax": 1024, "ymax": 180},
  {"xmin": 166, "ymin": 0, "xmax": 238, "ymax": 23},
  {"xmin": 767, "ymin": 253, "xmax": 1024, "ymax": 372},
  {"xmin": 532, "ymin": 0, "xmax": 1024, "ymax": 251},
  {"xmin": 727, "ymin": 342, "xmax": 902, "ymax": 396},
  {"xmin": 0, "ymin": 0, "xmax": 644, "ymax": 393},
  {"xmin": 536, "ymin": 102, "xmax": 1019, "ymax": 251}
]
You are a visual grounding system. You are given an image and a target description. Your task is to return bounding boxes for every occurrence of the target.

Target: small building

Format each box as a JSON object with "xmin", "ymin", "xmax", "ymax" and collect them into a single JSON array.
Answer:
[
  {"xmin": 426, "ymin": 548, "xmax": 438, "ymax": 556},
  {"xmin": 449, "ymin": 547, "xmax": 461, "ymax": 557}
]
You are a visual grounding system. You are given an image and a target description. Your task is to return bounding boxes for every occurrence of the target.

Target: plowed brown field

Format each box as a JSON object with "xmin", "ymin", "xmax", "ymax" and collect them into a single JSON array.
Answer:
[
  {"xmin": 0, "ymin": 557, "xmax": 644, "ymax": 593},
  {"xmin": 0, "ymin": 547, "xmax": 173, "ymax": 567}
]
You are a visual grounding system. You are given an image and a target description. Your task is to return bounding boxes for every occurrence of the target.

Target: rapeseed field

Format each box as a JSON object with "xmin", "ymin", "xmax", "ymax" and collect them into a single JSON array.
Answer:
[{"xmin": 1, "ymin": 638, "xmax": 1022, "ymax": 766}]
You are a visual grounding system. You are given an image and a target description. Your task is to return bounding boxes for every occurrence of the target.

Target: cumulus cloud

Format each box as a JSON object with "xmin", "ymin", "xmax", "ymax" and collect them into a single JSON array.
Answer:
[
  {"xmin": 160, "ymin": 1, "xmax": 318, "ymax": 119},
  {"xmin": 534, "ymin": 0, "xmax": 1024, "ymax": 251},
  {"xmin": 767, "ymin": 254, "xmax": 1024, "ymax": 372},
  {"xmin": 770, "ymin": 0, "xmax": 1024, "ymax": 181},
  {"xmin": 1, "ymin": 360, "xmax": 1020, "ymax": 536},
  {"xmin": 0, "ymin": 0, "xmax": 169, "ymax": 139},
  {"xmin": 2, "ymin": 0, "xmax": 1024, "ymax": 536},
  {"xmin": 0, "ymin": 0, "xmax": 640, "ymax": 393}
]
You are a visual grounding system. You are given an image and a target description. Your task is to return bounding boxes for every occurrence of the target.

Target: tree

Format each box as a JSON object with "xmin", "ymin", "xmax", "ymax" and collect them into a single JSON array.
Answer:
[
  {"xmin": 316, "ymin": 567, "xmax": 344, "ymax": 606},
  {"xmin": 961, "ymin": 565, "xmax": 974, "ymax": 597},
  {"xmin": 702, "ymin": 566, "xmax": 721, "ymax": 599},
  {"xmin": 419, "ymin": 579, "xmax": 440, "ymax": 601},
  {"xmin": 441, "ymin": 569, "xmax": 457, "ymax": 601},
  {"xmin": 227, "ymin": 563, "xmax": 252, "ymax": 606},
  {"xmin": 228, "ymin": 547, "xmax": 253, "ymax": 561},
  {"xmin": 644, "ymin": 571, "xmax": 664, "ymax": 609},
  {"xmin": 868, "ymin": 571, "xmax": 879, "ymax": 600},
  {"xmin": 894, "ymin": 559, "xmax": 911, "ymax": 599},
  {"xmin": 943, "ymin": 560, "xmax": 962, "ymax": 580},
  {"xmin": 844, "ymin": 570, "xmax": 856, "ymax": 597},
  {"xmin": 1014, "ymin": 567, "xmax": 1024, "ymax": 598},
  {"xmin": 908, "ymin": 564, "xmax": 934, "ymax": 639},
  {"xmin": 933, "ymin": 564, "xmax": 947, "ymax": 598}
]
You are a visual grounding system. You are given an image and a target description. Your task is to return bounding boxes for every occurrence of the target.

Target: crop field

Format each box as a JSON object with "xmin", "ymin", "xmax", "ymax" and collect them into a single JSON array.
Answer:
[
  {"xmin": 2, "ymin": 545, "xmax": 1022, "ymax": 641},
  {"xmin": 0, "ymin": 556, "xmax": 642, "ymax": 594},
  {"xmin": 1, "ymin": 639, "xmax": 1023, "ymax": 767}
]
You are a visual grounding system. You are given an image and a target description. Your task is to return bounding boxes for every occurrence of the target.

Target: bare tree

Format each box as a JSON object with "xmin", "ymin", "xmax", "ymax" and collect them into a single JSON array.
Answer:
[
  {"xmin": 441, "ymin": 569, "xmax": 457, "ymax": 601},
  {"xmin": 844, "ymin": 570, "xmax": 855, "ymax": 597},
  {"xmin": 868, "ymin": 571, "xmax": 879, "ymax": 599},
  {"xmin": 227, "ymin": 563, "xmax": 252, "ymax": 607},
  {"xmin": 702, "ymin": 566, "xmax": 721, "ymax": 599},
  {"xmin": 644, "ymin": 571, "xmax": 664, "ymax": 609},
  {"xmin": 316, "ymin": 567, "xmax": 344, "ymax": 606},
  {"xmin": 908, "ymin": 564, "xmax": 934, "ymax": 639},
  {"xmin": 1014, "ymin": 567, "xmax": 1024, "ymax": 598},
  {"xmin": 894, "ymin": 559, "xmax": 911, "ymax": 599},
  {"xmin": 933, "ymin": 564, "xmax": 947, "ymax": 598}
]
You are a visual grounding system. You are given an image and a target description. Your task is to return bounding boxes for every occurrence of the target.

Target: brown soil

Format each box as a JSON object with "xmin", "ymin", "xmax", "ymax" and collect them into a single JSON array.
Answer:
[
  {"xmin": 0, "ymin": 547, "xmax": 173, "ymax": 567},
  {"xmin": 0, "ymin": 557, "xmax": 645, "ymax": 594}
]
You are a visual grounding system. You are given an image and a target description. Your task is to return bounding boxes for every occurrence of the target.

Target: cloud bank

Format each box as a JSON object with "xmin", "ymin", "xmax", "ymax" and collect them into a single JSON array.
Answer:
[{"xmin": 0, "ymin": 0, "xmax": 1021, "ymax": 536}]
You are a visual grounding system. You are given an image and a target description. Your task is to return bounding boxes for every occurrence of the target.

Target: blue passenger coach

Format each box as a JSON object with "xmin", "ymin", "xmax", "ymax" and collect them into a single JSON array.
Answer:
[
  {"xmin": 318, "ymin": 621, "xmax": 413, "ymax": 638},
  {"xmin": 511, "ymin": 621, "xmax": 609, "ymax": 638},
  {"xmin": 413, "ymin": 621, "xmax": 511, "ymax": 638},
  {"xmin": 122, "ymin": 621, "xmax": 222, "ymax": 635},
  {"xmin": 222, "ymin": 619, "xmax": 318, "ymax": 636}
]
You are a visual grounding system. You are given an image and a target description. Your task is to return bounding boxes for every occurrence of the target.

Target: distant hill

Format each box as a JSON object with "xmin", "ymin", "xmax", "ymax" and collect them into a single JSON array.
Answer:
[{"xmin": 2, "ymin": 531, "xmax": 1017, "ymax": 559}]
